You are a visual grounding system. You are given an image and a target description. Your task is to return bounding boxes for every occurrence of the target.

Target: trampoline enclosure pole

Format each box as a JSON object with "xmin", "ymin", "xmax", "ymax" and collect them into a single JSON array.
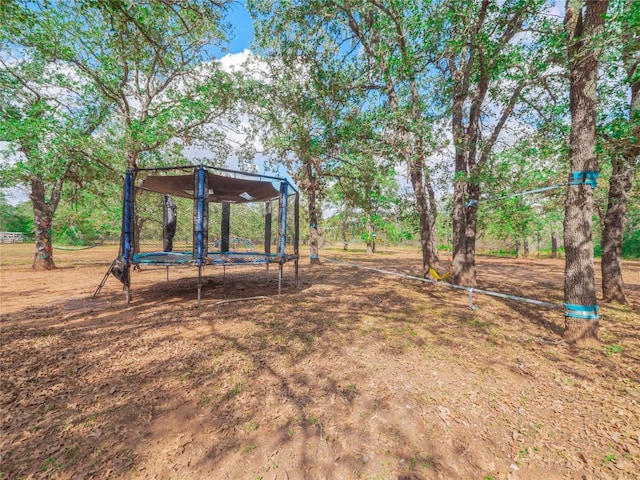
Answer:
[
  {"xmin": 193, "ymin": 167, "xmax": 208, "ymax": 265},
  {"xmin": 122, "ymin": 168, "xmax": 135, "ymax": 266},
  {"xmin": 279, "ymin": 182, "xmax": 288, "ymax": 261},
  {"xmin": 122, "ymin": 168, "xmax": 135, "ymax": 298},
  {"xmin": 221, "ymin": 202, "xmax": 230, "ymax": 252},
  {"xmin": 264, "ymin": 200, "xmax": 272, "ymax": 254},
  {"xmin": 294, "ymin": 191, "xmax": 300, "ymax": 287},
  {"xmin": 193, "ymin": 167, "xmax": 207, "ymax": 306},
  {"xmin": 294, "ymin": 191, "xmax": 300, "ymax": 257}
]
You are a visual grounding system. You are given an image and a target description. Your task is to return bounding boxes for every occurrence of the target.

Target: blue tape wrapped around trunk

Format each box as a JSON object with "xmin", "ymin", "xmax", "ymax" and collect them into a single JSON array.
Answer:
[{"xmin": 564, "ymin": 302, "xmax": 599, "ymax": 320}]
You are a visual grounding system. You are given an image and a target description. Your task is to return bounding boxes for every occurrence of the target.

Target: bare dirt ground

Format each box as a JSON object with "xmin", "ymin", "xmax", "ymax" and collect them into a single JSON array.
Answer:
[{"xmin": 1, "ymin": 243, "xmax": 639, "ymax": 480}]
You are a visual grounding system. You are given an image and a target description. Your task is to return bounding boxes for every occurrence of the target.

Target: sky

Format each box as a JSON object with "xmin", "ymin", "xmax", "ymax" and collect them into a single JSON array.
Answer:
[{"xmin": 224, "ymin": 2, "xmax": 254, "ymax": 55}]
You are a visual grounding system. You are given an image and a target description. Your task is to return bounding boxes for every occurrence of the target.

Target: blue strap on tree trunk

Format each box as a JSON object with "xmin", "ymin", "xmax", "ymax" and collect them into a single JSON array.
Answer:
[
  {"xmin": 569, "ymin": 171, "xmax": 599, "ymax": 188},
  {"xmin": 564, "ymin": 302, "xmax": 600, "ymax": 320}
]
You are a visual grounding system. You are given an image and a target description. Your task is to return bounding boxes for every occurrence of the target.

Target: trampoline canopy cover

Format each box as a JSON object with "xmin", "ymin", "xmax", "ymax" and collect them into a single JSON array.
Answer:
[{"xmin": 140, "ymin": 172, "xmax": 281, "ymax": 203}]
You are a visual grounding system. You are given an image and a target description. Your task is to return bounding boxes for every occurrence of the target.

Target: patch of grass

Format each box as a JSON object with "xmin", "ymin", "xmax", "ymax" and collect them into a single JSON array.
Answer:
[
  {"xmin": 178, "ymin": 372, "xmax": 190, "ymax": 382},
  {"xmin": 83, "ymin": 414, "xmax": 97, "ymax": 428},
  {"xmin": 602, "ymin": 453, "xmax": 617, "ymax": 464},
  {"xmin": 517, "ymin": 447, "xmax": 528, "ymax": 462},
  {"xmin": 40, "ymin": 456, "xmax": 63, "ymax": 472},
  {"xmin": 309, "ymin": 415, "xmax": 317, "ymax": 425},
  {"xmin": 600, "ymin": 331, "xmax": 616, "ymax": 342},
  {"xmin": 407, "ymin": 453, "xmax": 433, "ymax": 471},
  {"xmin": 302, "ymin": 335, "xmax": 317, "ymax": 345},
  {"xmin": 288, "ymin": 427, "xmax": 296, "ymax": 439},
  {"xmin": 198, "ymin": 392, "xmax": 215, "ymax": 407},
  {"xmin": 421, "ymin": 394, "xmax": 434, "ymax": 405},
  {"xmin": 230, "ymin": 383, "xmax": 241, "ymax": 396},
  {"xmin": 466, "ymin": 319, "xmax": 490, "ymax": 333},
  {"xmin": 244, "ymin": 419, "xmax": 258, "ymax": 431},
  {"xmin": 603, "ymin": 344, "xmax": 623, "ymax": 357},
  {"xmin": 243, "ymin": 445, "xmax": 256, "ymax": 453}
]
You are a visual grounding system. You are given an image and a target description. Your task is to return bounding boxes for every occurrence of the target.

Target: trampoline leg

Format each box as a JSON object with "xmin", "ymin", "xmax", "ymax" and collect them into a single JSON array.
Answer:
[
  {"xmin": 197, "ymin": 265, "xmax": 203, "ymax": 307},
  {"xmin": 124, "ymin": 265, "xmax": 131, "ymax": 304},
  {"xmin": 278, "ymin": 263, "xmax": 283, "ymax": 296},
  {"xmin": 166, "ymin": 266, "xmax": 169, "ymax": 281},
  {"xmin": 94, "ymin": 258, "xmax": 118, "ymax": 297}
]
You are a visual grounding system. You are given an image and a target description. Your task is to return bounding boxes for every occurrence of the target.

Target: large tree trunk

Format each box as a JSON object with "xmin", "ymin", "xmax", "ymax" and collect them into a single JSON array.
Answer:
[
  {"xmin": 125, "ymin": 150, "xmax": 139, "ymax": 170},
  {"xmin": 451, "ymin": 179, "xmax": 479, "ymax": 286},
  {"xmin": 342, "ymin": 219, "xmax": 349, "ymax": 251},
  {"xmin": 408, "ymin": 163, "xmax": 434, "ymax": 269},
  {"xmin": 307, "ymin": 192, "xmax": 321, "ymax": 265},
  {"xmin": 380, "ymin": 57, "xmax": 438, "ymax": 274},
  {"xmin": 447, "ymin": 1, "xmax": 527, "ymax": 287},
  {"xmin": 601, "ymin": 157, "xmax": 634, "ymax": 303},
  {"xmin": 563, "ymin": 0, "xmax": 610, "ymax": 345},
  {"xmin": 32, "ymin": 210, "xmax": 55, "ymax": 270},
  {"xmin": 30, "ymin": 175, "xmax": 63, "ymax": 270},
  {"xmin": 551, "ymin": 233, "xmax": 559, "ymax": 258},
  {"xmin": 387, "ymin": 87, "xmax": 438, "ymax": 273},
  {"xmin": 450, "ymin": 60, "xmax": 480, "ymax": 287},
  {"xmin": 425, "ymin": 170, "xmax": 440, "ymax": 268},
  {"xmin": 365, "ymin": 212, "xmax": 374, "ymax": 254},
  {"xmin": 305, "ymin": 165, "xmax": 322, "ymax": 265},
  {"xmin": 601, "ymin": 62, "xmax": 639, "ymax": 304}
]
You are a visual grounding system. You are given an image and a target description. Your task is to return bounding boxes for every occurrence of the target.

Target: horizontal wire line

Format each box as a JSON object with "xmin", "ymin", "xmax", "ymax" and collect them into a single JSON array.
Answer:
[
  {"xmin": 323, "ymin": 257, "xmax": 562, "ymax": 310},
  {"xmin": 479, "ymin": 184, "xmax": 565, "ymax": 203}
]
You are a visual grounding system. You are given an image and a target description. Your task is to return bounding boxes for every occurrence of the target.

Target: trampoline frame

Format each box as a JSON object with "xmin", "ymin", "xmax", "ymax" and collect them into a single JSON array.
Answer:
[{"xmin": 96, "ymin": 164, "xmax": 300, "ymax": 304}]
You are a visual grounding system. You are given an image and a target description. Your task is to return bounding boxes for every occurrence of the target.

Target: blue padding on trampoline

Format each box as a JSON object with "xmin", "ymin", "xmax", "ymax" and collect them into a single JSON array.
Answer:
[
  {"xmin": 133, "ymin": 251, "xmax": 193, "ymax": 264},
  {"xmin": 207, "ymin": 251, "xmax": 297, "ymax": 265},
  {"xmin": 131, "ymin": 251, "xmax": 299, "ymax": 266}
]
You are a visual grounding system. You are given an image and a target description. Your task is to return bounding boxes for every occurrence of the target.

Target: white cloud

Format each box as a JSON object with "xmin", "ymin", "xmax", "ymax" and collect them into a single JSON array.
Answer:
[{"xmin": 218, "ymin": 49, "xmax": 253, "ymax": 73}]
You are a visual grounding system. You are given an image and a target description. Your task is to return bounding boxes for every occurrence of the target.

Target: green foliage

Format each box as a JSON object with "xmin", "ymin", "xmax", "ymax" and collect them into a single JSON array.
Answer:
[
  {"xmin": 621, "ymin": 227, "xmax": 640, "ymax": 258},
  {"xmin": 4, "ymin": 0, "xmax": 237, "ymax": 170},
  {"xmin": 51, "ymin": 185, "xmax": 122, "ymax": 246},
  {"xmin": 0, "ymin": 193, "xmax": 33, "ymax": 237},
  {"xmin": 477, "ymin": 137, "xmax": 565, "ymax": 255}
]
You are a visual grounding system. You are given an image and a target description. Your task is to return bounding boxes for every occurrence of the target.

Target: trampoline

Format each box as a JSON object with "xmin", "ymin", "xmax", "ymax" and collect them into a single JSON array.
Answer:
[{"xmin": 95, "ymin": 165, "xmax": 300, "ymax": 304}]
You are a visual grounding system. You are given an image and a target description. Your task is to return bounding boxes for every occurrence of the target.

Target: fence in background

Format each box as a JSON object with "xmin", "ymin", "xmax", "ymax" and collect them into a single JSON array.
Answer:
[{"xmin": 0, "ymin": 232, "xmax": 25, "ymax": 243}]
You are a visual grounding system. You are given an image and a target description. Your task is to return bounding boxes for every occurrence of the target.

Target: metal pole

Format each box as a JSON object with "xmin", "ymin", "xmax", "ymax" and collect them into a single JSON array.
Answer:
[
  {"xmin": 323, "ymin": 257, "xmax": 562, "ymax": 311},
  {"xmin": 197, "ymin": 265, "xmax": 203, "ymax": 307}
]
